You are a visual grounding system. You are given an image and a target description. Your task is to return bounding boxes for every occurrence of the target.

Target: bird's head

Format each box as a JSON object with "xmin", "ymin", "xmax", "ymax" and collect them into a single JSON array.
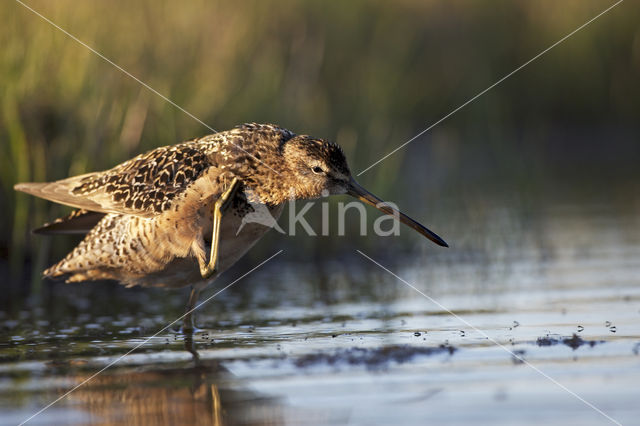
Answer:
[
  {"xmin": 280, "ymin": 135, "xmax": 448, "ymax": 247},
  {"xmin": 281, "ymin": 135, "xmax": 351, "ymax": 199}
]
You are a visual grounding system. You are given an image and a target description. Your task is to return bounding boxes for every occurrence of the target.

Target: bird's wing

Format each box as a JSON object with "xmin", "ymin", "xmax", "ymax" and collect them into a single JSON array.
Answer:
[
  {"xmin": 15, "ymin": 139, "xmax": 217, "ymax": 217},
  {"xmin": 33, "ymin": 209, "xmax": 106, "ymax": 235}
]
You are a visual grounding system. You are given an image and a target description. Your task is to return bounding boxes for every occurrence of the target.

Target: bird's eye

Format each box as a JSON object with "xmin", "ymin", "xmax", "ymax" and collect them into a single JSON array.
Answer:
[{"xmin": 311, "ymin": 166, "xmax": 324, "ymax": 174}]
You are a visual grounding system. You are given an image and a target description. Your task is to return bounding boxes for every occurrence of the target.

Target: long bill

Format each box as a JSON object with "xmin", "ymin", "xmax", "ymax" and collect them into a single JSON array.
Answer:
[{"xmin": 347, "ymin": 178, "xmax": 448, "ymax": 247}]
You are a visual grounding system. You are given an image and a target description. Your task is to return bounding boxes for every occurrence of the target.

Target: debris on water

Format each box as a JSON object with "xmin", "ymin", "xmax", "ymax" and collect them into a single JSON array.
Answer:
[
  {"xmin": 443, "ymin": 344, "xmax": 455, "ymax": 355},
  {"xmin": 577, "ymin": 325, "xmax": 584, "ymax": 332},
  {"xmin": 294, "ymin": 345, "xmax": 456, "ymax": 370},
  {"xmin": 511, "ymin": 349, "xmax": 525, "ymax": 365},
  {"xmin": 536, "ymin": 334, "xmax": 601, "ymax": 350},
  {"xmin": 414, "ymin": 332, "xmax": 421, "ymax": 337},
  {"xmin": 536, "ymin": 336, "xmax": 554, "ymax": 346}
]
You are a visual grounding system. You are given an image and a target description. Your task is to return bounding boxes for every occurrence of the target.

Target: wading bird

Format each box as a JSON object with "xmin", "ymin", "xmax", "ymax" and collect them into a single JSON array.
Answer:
[{"xmin": 15, "ymin": 123, "xmax": 447, "ymax": 331}]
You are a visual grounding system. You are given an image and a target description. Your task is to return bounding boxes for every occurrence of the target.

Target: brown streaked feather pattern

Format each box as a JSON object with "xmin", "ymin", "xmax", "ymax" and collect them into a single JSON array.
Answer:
[
  {"xmin": 70, "ymin": 142, "xmax": 209, "ymax": 214},
  {"xmin": 16, "ymin": 123, "xmax": 297, "ymax": 217},
  {"xmin": 16, "ymin": 123, "xmax": 354, "ymax": 288}
]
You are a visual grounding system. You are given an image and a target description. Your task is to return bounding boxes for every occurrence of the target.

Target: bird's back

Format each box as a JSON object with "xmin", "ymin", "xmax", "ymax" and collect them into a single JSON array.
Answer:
[{"xmin": 15, "ymin": 124, "xmax": 293, "ymax": 288}]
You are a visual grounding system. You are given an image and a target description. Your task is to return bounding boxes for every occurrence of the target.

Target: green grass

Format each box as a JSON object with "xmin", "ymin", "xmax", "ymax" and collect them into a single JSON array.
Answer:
[{"xmin": 2, "ymin": 0, "xmax": 639, "ymax": 296}]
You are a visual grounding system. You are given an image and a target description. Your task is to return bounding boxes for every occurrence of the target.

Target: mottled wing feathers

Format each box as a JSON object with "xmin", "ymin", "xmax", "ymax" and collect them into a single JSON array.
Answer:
[
  {"xmin": 15, "ymin": 174, "xmax": 105, "ymax": 213},
  {"xmin": 15, "ymin": 124, "xmax": 296, "ymax": 216},
  {"xmin": 15, "ymin": 139, "xmax": 214, "ymax": 217},
  {"xmin": 33, "ymin": 209, "xmax": 106, "ymax": 235}
]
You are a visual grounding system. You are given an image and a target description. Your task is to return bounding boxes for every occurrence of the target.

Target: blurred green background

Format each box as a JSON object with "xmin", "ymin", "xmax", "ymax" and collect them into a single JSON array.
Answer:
[{"xmin": 1, "ymin": 0, "xmax": 639, "ymax": 305}]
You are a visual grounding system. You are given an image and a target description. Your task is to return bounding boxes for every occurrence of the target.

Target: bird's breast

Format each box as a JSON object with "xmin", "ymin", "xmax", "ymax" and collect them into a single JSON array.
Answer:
[{"xmin": 128, "ymin": 177, "xmax": 284, "ymax": 288}]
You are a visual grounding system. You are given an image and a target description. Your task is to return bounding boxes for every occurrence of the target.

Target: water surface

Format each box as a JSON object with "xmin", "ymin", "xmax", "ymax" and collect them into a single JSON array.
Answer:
[{"xmin": 1, "ymin": 206, "xmax": 639, "ymax": 425}]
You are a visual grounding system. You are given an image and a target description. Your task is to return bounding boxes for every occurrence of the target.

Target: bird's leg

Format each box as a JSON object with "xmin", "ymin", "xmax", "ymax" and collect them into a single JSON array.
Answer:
[
  {"xmin": 199, "ymin": 177, "xmax": 241, "ymax": 279},
  {"xmin": 184, "ymin": 332, "xmax": 200, "ymax": 364},
  {"xmin": 183, "ymin": 286, "xmax": 201, "ymax": 334}
]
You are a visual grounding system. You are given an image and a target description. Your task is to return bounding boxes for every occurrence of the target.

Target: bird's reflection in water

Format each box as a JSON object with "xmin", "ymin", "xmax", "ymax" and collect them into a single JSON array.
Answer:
[{"xmin": 66, "ymin": 338, "xmax": 284, "ymax": 425}]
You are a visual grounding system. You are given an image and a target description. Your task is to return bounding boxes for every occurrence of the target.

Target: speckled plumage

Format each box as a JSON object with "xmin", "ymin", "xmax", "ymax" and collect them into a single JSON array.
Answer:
[
  {"xmin": 16, "ymin": 122, "xmax": 447, "ymax": 313},
  {"xmin": 16, "ymin": 122, "xmax": 450, "ymax": 332},
  {"xmin": 15, "ymin": 123, "xmax": 350, "ymax": 289}
]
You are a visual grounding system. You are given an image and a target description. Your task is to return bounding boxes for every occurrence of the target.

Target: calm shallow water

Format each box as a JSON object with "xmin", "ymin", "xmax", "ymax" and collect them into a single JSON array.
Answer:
[{"xmin": 1, "ymin": 206, "xmax": 639, "ymax": 425}]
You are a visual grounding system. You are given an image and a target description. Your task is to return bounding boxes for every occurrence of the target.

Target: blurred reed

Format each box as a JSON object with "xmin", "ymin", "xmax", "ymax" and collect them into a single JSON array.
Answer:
[{"xmin": 1, "ymin": 0, "xmax": 639, "ymax": 298}]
